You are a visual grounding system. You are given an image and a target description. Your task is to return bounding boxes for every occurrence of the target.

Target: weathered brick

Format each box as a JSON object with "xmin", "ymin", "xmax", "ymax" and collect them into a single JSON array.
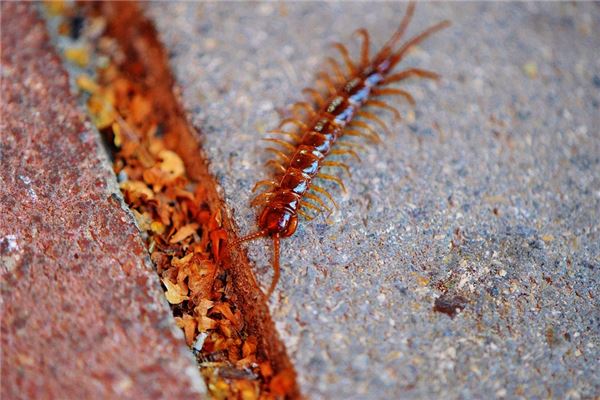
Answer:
[{"xmin": 0, "ymin": 4, "xmax": 205, "ymax": 399}]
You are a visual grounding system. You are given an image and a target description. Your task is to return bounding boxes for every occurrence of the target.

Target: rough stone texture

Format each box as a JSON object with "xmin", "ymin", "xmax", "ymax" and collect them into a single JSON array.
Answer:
[
  {"xmin": 148, "ymin": 2, "xmax": 600, "ymax": 399},
  {"xmin": 0, "ymin": 4, "xmax": 205, "ymax": 399}
]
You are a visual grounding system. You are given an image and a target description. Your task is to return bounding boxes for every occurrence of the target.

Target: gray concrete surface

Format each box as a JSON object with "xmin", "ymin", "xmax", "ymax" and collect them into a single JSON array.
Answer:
[{"xmin": 147, "ymin": 2, "xmax": 599, "ymax": 399}]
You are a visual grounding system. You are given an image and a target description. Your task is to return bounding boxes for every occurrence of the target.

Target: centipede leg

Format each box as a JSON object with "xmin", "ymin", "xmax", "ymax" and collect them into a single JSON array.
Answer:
[
  {"xmin": 265, "ymin": 148, "xmax": 290, "ymax": 162},
  {"xmin": 383, "ymin": 68, "xmax": 440, "ymax": 84},
  {"xmin": 297, "ymin": 209, "xmax": 315, "ymax": 221},
  {"xmin": 252, "ymin": 179, "xmax": 278, "ymax": 193},
  {"xmin": 268, "ymin": 129, "xmax": 302, "ymax": 142},
  {"xmin": 330, "ymin": 149, "xmax": 361, "ymax": 162},
  {"xmin": 302, "ymin": 87, "xmax": 325, "ymax": 108},
  {"xmin": 300, "ymin": 200, "xmax": 324, "ymax": 215},
  {"xmin": 251, "ymin": 191, "xmax": 275, "ymax": 207},
  {"xmin": 357, "ymin": 111, "xmax": 392, "ymax": 135},
  {"xmin": 311, "ymin": 184, "xmax": 339, "ymax": 209},
  {"xmin": 354, "ymin": 28, "xmax": 370, "ymax": 67},
  {"xmin": 325, "ymin": 57, "xmax": 346, "ymax": 83},
  {"xmin": 316, "ymin": 71, "xmax": 337, "ymax": 95},
  {"xmin": 347, "ymin": 120, "xmax": 382, "ymax": 143},
  {"xmin": 265, "ymin": 159, "xmax": 287, "ymax": 174},
  {"xmin": 290, "ymin": 101, "xmax": 316, "ymax": 120},
  {"xmin": 385, "ymin": 20, "xmax": 451, "ymax": 71},
  {"xmin": 322, "ymin": 160, "xmax": 352, "ymax": 177},
  {"xmin": 305, "ymin": 192, "xmax": 332, "ymax": 213},
  {"xmin": 345, "ymin": 128, "xmax": 381, "ymax": 144},
  {"xmin": 372, "ymin": 88, "xmax": 416, "ymax": 106},
  {"xmin": 332, "ymin": 42, "xmax": 357, "ymax": 75},
  {"xmin": 263, "ymin": 138, "xmax": 297, "ymax": 151},
  {"xmin": 317, "ymin": 173, "xmax": 347, "ymax": 193},
  {"xmin": 376, "ymin": 2, "xmax": 416, "ymax": 62},
  {"xmin": 337, "ymin": 141, "xmax": 368, "ymax": 152},
  {"xmin": 267, "ymin": 234, "xmax": 281, "ymax": 297},
  {"xmin": 279, "ymin": 117, "xmax": 308, "ymax": 131},
  {"xmin": 366, "ymin": 99, "xmax": 401, "ymax": 121}
]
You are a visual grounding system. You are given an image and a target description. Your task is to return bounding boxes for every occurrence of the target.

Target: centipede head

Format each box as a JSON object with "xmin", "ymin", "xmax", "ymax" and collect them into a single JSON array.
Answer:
[
  {"xmin": 258, "ymin": 206, "xmax": 298, "ymax": 238},
  {"xmin": 226, "ymin": 206, "xmax": 298, "ymax": 297},
  {"xmin": 225, "ymin": 207, "xmax": 296, "ymax": 298}
]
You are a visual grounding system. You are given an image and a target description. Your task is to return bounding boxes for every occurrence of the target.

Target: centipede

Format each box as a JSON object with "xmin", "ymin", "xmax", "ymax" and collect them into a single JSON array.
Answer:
[{"xmin": 229, "ymin": 3, "xmax": 450, "ymax": 296}]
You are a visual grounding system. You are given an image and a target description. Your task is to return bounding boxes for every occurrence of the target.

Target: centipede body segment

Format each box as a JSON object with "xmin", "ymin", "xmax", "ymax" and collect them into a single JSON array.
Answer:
[{"xmin": 230, "ymin": 3, "xmax": 450, "ymax": 296}]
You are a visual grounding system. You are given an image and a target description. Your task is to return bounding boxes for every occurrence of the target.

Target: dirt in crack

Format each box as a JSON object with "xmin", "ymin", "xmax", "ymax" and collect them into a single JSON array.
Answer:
[{"xmin": 43, "ymin": 1, "xmax": 297, "ymax": 398}]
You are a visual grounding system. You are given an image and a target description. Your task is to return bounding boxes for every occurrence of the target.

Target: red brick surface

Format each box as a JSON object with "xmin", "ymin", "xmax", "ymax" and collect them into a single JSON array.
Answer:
[{"xmin": 0, "ymin": 4, "xmax": 205, "ymax": 399}]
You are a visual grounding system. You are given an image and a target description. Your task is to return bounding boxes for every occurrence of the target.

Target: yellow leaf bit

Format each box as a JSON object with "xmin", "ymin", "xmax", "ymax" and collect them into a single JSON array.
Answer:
[{"xmin": 163, "ymin": 278, "xmax": 189, "ymax": 305}]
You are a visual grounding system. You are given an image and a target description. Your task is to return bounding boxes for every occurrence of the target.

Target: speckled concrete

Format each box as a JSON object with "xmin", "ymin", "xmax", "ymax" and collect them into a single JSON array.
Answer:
[{"xmin": 147, "ymin": 2, "xmax": 599, "ymax": 399}]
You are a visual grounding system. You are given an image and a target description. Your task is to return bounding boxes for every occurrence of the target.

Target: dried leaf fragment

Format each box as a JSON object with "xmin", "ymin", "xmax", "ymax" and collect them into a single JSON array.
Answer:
[
  {"xmin": 163, "ymin": 278, "xmax": 189, "ymax": 304},
  {"xmin": 76, "ymin": 74, "xmax": 99, "ymax": 93},
  {"xmin": 235, "ymin": 379, "xmax": 259, "ymax": 400},
  {"xmin": 44, "ymin": 0, "xmax": 68, "ymax": 16},
  {"xmin": 196, "ymin": 298, "xmax": 217, "ymax": 332},
  {"xmin": 169, "ymin": 223, "xmax": 199, "ymax": 243},
  {"xmin": 158, "ymin": 150, "xmax": 185, "ymax": 179},
  {"xmin": 211, "ymin": 302, "xmax": 237, "ymax": 325},
  {"xmin": 242, "ymin": 336, "xmax": 257, "ymax": 358},
  {"xmin": 112, "ymin": 122, "xmax": 122, "ymax": 147},
  {"xmin": 259, "ymin": 361, "xmax": 273, "ymax": 378},
  {"xmin": 120, "ymin": 180, "xmax": 154, "ymax": 200},
  {"xmin": 171, "ymin": 252, "xmax": 194, "ymax": 268},
  {"xmin": 65, "ymin": 47, "xmax": 90, "ymax": 67},
  {"xmin": 130, "ymin": 94, "xmax": 152, "ymax": 124},
  {"xmin": 269, "ymin": 368, "xmax": 296, "ymax": 397},
  {"xmin": 87, "ymin": 90, "xmax": 116, "ymax": 129},
  {"xmin": 210, "ymin": 229, "xmax": 227, "ymax": 262},
  {"xmin": 175, "ymin": 313, "xmax": 197, "ymax": 346},
  {"xmin": 150, "ymin": 221, "xmax": 165, "ymax": 235},
  {"xmin": 132, "ymin": 209, "xmax": 152, "ymax": 231}
]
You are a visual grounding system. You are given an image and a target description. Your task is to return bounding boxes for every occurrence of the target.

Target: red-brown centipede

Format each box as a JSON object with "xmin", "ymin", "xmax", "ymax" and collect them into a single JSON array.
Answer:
[{"xmin": 230, "ymin": 3, "xmax": 450, "ymax": 296}]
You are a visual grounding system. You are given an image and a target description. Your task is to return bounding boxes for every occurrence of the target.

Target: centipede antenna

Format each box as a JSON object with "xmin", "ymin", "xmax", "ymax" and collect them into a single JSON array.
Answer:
[
  {"xmin": 353, "ymin": 28, "xmax": 370, "ymax": 67},
  {"xmin": 267, "ymin": 234, "xmax": 281, "ymax": 297},
  {"xmin": 332, "ymin": 42, "xmax": 356, "ymax": 75},
  {"xmin": 325, "ymin": 57, "xmax": 346, "ymax": 83},
  {"xmin": 376, "ymin": 1, "xmax": 416, "ymax": 61},
  {"xmin": 373, "ymin": 87, "xmax": 416, "ymax": 106},
  {"xmin": 228, "ymin": 229, "xmax": 268, "ymax": 250},
  {"xmin": 383, "ymin": 68, "xmax": 440, "ymax": 84},
  {"xmin": 366, "ymin": 99, "xmax": 402, "ymax": 121},
  {"xmin": 387, "ymin": 20, "xmax": 451, "ymax": 70}
]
